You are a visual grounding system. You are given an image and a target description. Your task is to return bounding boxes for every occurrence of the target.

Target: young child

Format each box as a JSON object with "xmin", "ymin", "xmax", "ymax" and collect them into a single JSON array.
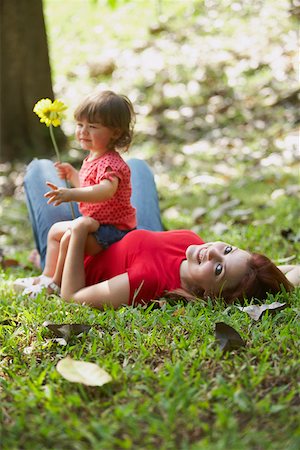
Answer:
[{"xmin": 19, "ymin": 90, "xmax": 137, "ymax": 295}]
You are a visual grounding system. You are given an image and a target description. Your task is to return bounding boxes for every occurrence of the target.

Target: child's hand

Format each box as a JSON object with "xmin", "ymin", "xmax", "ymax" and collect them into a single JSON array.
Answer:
[
  {"xmin": 44, "ymin": 182, "xmax": 73, "ymax": 206},
  {"xmin": 54, "ymin": 162, "xmax": 75, "ymax": 180}
]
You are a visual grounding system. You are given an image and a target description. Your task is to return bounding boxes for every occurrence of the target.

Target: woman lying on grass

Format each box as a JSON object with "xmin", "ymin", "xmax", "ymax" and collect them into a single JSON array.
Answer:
[{"xmin": 16, "ymin": 159, "xmax": 299, "ymax": 308}]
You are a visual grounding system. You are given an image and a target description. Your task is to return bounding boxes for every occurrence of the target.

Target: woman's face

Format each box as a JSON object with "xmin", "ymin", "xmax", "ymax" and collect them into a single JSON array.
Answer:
[{"xmin": 185, "ymin": 241, "xmax": 251, "ymax": 296}]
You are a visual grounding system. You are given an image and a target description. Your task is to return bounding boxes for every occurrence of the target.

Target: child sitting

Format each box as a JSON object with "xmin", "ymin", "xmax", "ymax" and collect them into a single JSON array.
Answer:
[{"xmin": 18, "ymin": 90, "xmax": 136, "ymax": 296}]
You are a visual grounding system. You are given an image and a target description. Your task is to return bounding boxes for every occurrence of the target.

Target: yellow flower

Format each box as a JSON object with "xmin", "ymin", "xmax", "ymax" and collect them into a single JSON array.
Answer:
[
  {"xmin": 33, "ymin": 96, "xmax": 75, "ymax": 219},
  {"xmin": 33, "ymin": 98, "xmax": 67, "ymax": 127}
]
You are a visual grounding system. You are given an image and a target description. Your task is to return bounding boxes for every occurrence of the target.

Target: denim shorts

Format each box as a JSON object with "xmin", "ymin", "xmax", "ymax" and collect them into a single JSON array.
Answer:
[{"xmin": 93, "ymin": 225, "xmax": 135, "ymax": 249}]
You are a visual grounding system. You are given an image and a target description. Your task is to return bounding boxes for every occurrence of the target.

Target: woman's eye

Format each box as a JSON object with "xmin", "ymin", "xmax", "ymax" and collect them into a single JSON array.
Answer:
[
  {"xmin": 224, "ymin": 246, "xmax": 232, "ymax": 255},
  {"xmin": 215, "ymin": 263, "xmax": 223, "ymax": 276}
]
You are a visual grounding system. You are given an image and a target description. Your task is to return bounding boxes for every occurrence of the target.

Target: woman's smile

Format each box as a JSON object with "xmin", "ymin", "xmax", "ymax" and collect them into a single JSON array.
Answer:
[
  {"xmin": 182, "ymin": 241, "xmax": 251, "ymax": 296},
  {"xmin": 197, "ymin": 247, "xmax": 208, "ymax": 263}
]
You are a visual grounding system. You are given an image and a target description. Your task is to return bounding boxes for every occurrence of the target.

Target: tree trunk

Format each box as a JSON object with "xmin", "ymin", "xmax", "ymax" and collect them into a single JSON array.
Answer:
[{"xmin": 0, "ymin": 0, "xmax": 65, "ymax": 162}]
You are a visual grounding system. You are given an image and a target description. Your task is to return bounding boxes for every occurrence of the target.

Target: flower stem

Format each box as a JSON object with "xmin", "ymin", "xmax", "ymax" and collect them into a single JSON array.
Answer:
[
  {"xmin": 49, "ymin": 125, "xmax": 75, "ymax": 219},
  {"xmin": 49, "ymin": 124, "xmax": 61, "ymax": 161},
  {"xmin": 68, "ymin": 189, "xmax": 76, "ymax": 219}
]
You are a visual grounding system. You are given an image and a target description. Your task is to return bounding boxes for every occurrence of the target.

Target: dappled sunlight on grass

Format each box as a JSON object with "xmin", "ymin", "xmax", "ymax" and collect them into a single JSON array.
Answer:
[{"xmin": 1, "ymin": 1, "xmax": 299, "ymax": 448}]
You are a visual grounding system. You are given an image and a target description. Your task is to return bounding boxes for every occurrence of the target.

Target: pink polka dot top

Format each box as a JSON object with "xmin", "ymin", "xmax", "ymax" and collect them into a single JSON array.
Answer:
[{"xmin": 78, "ymin": 151, "xmax": 136, "ymax": 230}]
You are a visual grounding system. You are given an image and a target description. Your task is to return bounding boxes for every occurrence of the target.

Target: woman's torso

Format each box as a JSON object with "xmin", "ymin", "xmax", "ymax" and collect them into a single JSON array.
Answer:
[{"xmin": 84, "ymin": 229, "xmax": 204, "ymax": 305}]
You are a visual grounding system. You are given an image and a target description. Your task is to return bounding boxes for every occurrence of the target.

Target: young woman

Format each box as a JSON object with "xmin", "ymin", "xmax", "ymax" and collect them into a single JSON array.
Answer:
[{"xmin": 16, "ymin": 158, "xmax": 299, "ymax": 307}]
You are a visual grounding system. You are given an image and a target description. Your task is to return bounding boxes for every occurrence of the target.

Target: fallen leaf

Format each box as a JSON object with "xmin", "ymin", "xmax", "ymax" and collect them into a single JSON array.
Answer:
[
  {"xmin": 43, "ymin": 322, "xmax": 91, "ymax": 342},
  {"xmin": 0, "ymin": 248, "xmax": 31, "ymax": 270},
  {"xmin": 192, "ymin": 207, "xmax": 207, "ymax": 223},
  {"xmin": 230, "ymin": 208, "xmax": 253, "ymax": 218},
  {"xmin": 1, "ymin": 258, "xmax": 21, "ymax": 269},
  {"xmin": 209, "ymin": 199, "xmax": 241, "ymax": 221},
  {"xmin": 237, "ymin": 302, "xmax": 286, "ymax": 321},
  {"xmin": 210, "ymin": 222, "xmax": 229, "ymax": 235},
  {"xmin": 53, "ymin": 338, "xmax": 68, "ymax": 346},
  {"xmin": 276, "ymin": 255, "xmax": 296, "ymax": 264},
  {"xmin": 215, "ymin": 322, "xmax": 245, "ymax": 352},
  {"xmin": 281, "ymin": 228, "xmax": 300, "ymax": 243},
  {"xmin": 56, "ymin": 356, "xmax": 112, "ymax": 386},
  {"xmin": 23, "ymin": 345, "xmax": 34, "ymax": 355}
]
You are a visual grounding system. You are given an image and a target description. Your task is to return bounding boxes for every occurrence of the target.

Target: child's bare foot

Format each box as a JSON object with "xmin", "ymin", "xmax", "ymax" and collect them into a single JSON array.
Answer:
[{"xmin": 28, "ymin": 249, "xmax": 41, "ymax": 269}]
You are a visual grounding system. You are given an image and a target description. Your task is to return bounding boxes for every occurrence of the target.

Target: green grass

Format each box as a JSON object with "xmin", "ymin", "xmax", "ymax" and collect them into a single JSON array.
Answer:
[
  {"xmin": 1, "ymin": 279, "xmax": 300, "ymax": 450},
  {"xmin": 1, "ymin": 0, "xmax": 300, "ymax": 448}
]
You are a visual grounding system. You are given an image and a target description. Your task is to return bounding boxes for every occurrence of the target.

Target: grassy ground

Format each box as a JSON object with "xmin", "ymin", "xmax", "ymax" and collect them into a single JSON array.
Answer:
[
  {"xmin": 1, "ymin": 280, "xmax": 299, "ymax": 449},
  {"xmin": 1, "ymin": 0, "xmax": 300, "ymax": 448}
]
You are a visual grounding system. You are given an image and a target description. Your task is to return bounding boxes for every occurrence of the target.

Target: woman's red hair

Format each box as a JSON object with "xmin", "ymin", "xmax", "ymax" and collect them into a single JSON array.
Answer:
[
  {"xmin": 222, "ymin": 253, "xmax": 294, "ymax": 303},
  {"xmin": 169, "ymin": 253, "xmax": 293, "ymax": 305}
]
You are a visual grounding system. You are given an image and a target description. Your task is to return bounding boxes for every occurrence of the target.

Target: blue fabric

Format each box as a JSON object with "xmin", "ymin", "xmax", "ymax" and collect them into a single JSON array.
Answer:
[
  {"xmin": 24, "ymin": 158, "xmax": 163, "ymax": 269},
  {"xmin": 93, "ymin": 224, "xmax": 135, "ymax": 249},
  {"xmin": 127, "ymin": 159, "xmax": 163, "ymax": 232}
]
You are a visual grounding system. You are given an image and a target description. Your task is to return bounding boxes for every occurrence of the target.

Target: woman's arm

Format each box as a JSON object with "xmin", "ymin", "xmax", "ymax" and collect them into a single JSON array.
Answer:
[
  {"xmin": 277, "ymin": 265, "xmax": 300, "ymax": 286},
  {"xmin": 67, "ymin": 274, "xmax": 130, "ymax": 309},
  {"xmin": 60, "ymin": 220, "xmax": 130, "ymax": 308}
]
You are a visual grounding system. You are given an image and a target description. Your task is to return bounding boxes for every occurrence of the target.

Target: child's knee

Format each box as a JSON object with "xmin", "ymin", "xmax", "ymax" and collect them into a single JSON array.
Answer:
[
  {"xmin": 73, "ymin": 216, "xmax": 99, "ymax": 233},
  {"xmin": 60, "ymin": 229, "xmax": 71, "ymax": 249},
  {"xmin": 48, "ymin": 221, "xmax": 70, "ymax": 241},
  {"xmin": 48, "ymin": 223, "xmax": 61, "ymax": 241}
]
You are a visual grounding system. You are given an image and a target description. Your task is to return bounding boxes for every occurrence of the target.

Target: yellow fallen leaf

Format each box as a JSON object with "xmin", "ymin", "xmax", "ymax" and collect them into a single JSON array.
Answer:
[{"xmin": 56, "ymin": 356, "xmax": 112, "ymax": 386}]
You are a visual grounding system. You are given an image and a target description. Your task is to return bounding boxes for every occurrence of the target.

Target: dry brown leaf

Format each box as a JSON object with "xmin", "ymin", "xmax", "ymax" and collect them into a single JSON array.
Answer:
[
  {"xmin": 43, "ymin": 322, "xmax": 91, "ymax": 342},
  {"xmin": 215, "ymin": 322, "xmax": 245, "ymax": 352}
]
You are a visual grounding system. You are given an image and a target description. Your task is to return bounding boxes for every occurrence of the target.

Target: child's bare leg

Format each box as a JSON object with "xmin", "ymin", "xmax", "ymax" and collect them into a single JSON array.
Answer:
[
  {"xmin": 52, "ymin": 217, "xmax": 100, "ymax": 286},
  {"xmin": 41, "ymin": 220, "xmax": 74, "ymax": 278},
  {"xmin": 14, "ymin": 221, "xmax": 74, "ymax": 294},
  {"xmin": 51, "ymin": 229, "xmax": 72, "ymax": 287},
  {"xmin": 79, "ymin": 217, "xmax": 103, "ymax": 256}
]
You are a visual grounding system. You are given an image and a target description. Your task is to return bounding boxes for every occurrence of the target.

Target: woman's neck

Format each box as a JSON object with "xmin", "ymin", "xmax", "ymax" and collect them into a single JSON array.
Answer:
[
  {"xmin": 179, "ymin": 260, "xmax": 203, "ymax": 299},
  {"xmin": 179, "ymin": 260, "xmax": 191, "ymax": 291}
]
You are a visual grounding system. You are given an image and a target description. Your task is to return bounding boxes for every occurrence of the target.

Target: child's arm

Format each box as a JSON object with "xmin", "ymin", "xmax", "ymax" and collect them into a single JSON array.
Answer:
[
  {"xmin": 44, "ymin": 177, "xmax": 119, "ymax": 206},
  {"xmin": 54, "ymin": 162, "xmax": 80, "ymax": 187}
]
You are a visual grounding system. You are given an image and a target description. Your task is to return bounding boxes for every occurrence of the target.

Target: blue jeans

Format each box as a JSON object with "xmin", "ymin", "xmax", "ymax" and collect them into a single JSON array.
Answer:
[{"xmin": 24, "ymin": 158, "xmax": 163, "ymax": 269}]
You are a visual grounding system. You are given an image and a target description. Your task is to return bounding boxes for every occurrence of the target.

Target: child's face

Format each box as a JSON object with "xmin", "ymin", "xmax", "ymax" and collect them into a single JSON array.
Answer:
[{"xmin": 75, "ymin": 118, "xmax": 119, "ymax": 154}]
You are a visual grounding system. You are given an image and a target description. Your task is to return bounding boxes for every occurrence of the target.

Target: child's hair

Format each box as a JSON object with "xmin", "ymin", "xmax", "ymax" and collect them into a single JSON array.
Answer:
[{"xmin": 74, "ymin": 90, "xmax": 135, "ymax": 152}]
